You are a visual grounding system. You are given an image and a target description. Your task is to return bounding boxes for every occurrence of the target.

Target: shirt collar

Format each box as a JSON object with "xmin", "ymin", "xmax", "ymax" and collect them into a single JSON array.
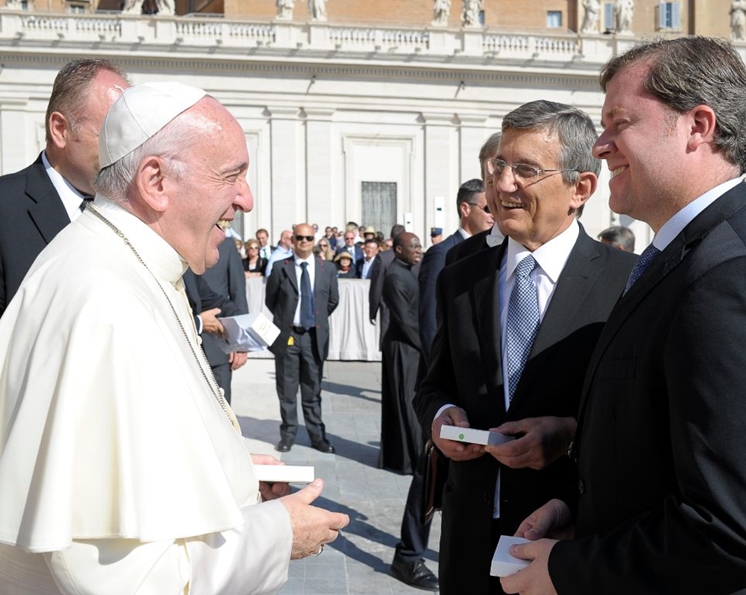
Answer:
[
  {"xmin": 82, "ymin": 195, "xmax": 188, "ymax": 285},
  {"xmin": 653, "ymin": 177, "xmax": 745, "ymax": 251},
  {"xmin": 42, "ymin": 151, "xmax": 88, "ymax": 221},
  {"xmin": 486, "ymin": 222, "xmax": 505, "ymax": 247},
  {"xmin": 505, "ymin": 219, "xmax": 579, "ymax": 284},
  {"xmin": 294, "ymin": 254, "xmax": 315, "ymax": 266},
  {"xmin": 457, "ymin": 227, "xmax": 471, "ymax": 240}
]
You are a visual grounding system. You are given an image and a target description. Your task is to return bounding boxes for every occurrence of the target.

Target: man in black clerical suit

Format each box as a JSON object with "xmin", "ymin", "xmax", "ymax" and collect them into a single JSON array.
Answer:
[
  {"xmin": 0, "ymin": 59, "xmax": 129, "ymax": 317},
  {"xmin": 414, "ymin": 100, "xmax": 636, "ymax": 595},
  {"xmin": 266, "ymin": 223, "xmax": 339, "ymax": 454},
  {"xmin": 504, "ymin": 37, "xmax": 746, "ymax": 595},
  {"xmin": 184, "ymin": 228, "xmax": 248, "ymax": 404},
  {"xmin": 380, "ymin": 231, "xmax": 424, "ymax": 476}
]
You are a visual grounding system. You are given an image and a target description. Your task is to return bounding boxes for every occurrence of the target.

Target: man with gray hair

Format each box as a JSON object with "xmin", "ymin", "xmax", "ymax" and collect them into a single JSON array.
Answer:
[
  {"xmin": 415, "ymin": 99, "xmax": 635, "ymax": 594},
  {"xmin": 598, "ymin": 224, "xmax": 635, "ymax": 252},
  {"xmin": 0, "ymin": 82, "xmax": 347, "ymax": 593}
]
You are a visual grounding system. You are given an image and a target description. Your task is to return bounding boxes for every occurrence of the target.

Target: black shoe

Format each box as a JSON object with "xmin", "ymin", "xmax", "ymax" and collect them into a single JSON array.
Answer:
[
  {"xmin": 311, "ymin": 440, "xmax": 335, "ymax": 454},
  {"xmin": 390, "ymin": 557, "xmax": 439, "ymax": 591},
  {"xmin": 275, "ymin": 438, "xmax": 293, "ymax": 453}
]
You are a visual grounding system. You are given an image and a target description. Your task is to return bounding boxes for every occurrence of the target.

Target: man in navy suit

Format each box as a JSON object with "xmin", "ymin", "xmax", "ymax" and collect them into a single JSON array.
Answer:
[
  {"xmin": 418, "ymin": 178, "xmax": 494, "ymax": 360},
  {"xmin": 266, "ymin": 223, "xmax": 339, "ymax": 454},
  {"xmin": 0, "ymin": 58, "xmax": 129, "ymax": 317}
]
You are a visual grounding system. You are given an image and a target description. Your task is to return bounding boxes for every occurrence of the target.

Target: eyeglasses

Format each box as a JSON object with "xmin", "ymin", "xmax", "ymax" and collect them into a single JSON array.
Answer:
[
  {"xmin": 344, "ymin": 236, "xmax": 355, "ymax": 241},
  {"xmin": 487, "ymin": 157, "xmax": 579, "ymax": 181},
  {"xmin": 247, "ymin": 246, "xmax": 259, "ymax": 250},
  {"xmin": 318, "ymin": 243, "xmax": 328, "ymax": 248},
  {"xmin": 469, "ymin": 203, "xmax": 491, "ymax": 214},
  {"xmin": 295, "ymin": 235, "xmax": 314, "ymax": 242}
]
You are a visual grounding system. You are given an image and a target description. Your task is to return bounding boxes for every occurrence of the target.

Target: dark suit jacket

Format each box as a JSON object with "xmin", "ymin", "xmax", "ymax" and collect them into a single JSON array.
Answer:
[
  {"xmin": 445, "ymin": 228, "xmax": 490, "ymax": 266},
  {"xmin": 265, "ymin": 256, "xmax": 339, "ymax": 360},
  {"xmin": 183, "ymin": 269, "xmax": 243, "ymax": 365},
  {"xmin": 414, "ymin": 226, "xmax": 635, "ymax": 591},
  {"xmin": 0, "ymin": 154, "xmax": 69, "ymax": 316},
  {"xmin": 368, "ymin": 250, "xmax": 396, "ymax": 323},
  {"xmin": 243, "ymin": 256, "xmax": 268, "ymax": 276},
  {"xmin": 192, "ymin": 237, "xmax": 248, "ymax": 365},
  {"xmin": 550, "ymin": 185, "xmax": 746, "ymax": 595},
  {"xmin": 418, "ymin": 229, "xmax": 463, "ymax": 360}
]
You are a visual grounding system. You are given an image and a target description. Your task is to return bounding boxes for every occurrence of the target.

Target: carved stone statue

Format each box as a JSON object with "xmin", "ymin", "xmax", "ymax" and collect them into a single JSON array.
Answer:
[
  {"xmin": 5, "ymin": 0, "xmax": 23, "ymax": 8},
  {"xmin": 614, "ymin": 0, "xmax": 634, "ymax": 34},
  {"xmin": 308, "ymin": 0, "xmax": 326, "ymax": 21},
  {"xmin": 462, "ymin": 0, "xmax": 482, "ymax": 27},
  {"xmin": 731, "ymin": 0, "xmax": 746, "ymax": 41},
  {"xmin": 432, "ymin": 0, "xmax": 451, "ymax": 26},
  {"xmin": 122, "ymin": 0, "xmax": 174, "ymax": 15},
  {"xmin": 276, "ymin": 0, "xmax": 295, "ymax": 20},
  {"xmin": 580, "ymin": 0, "xmax": 600, "ymax": 33}
]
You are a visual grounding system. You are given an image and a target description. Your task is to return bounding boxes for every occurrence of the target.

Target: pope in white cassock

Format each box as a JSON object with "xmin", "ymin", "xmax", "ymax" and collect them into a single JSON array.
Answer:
[{"xmin": 0, "ymin": 82, "xmax": 348, "ymax": 594}]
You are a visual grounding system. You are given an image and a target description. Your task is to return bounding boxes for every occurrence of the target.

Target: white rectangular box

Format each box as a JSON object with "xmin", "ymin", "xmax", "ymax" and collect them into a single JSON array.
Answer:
[
  {"xmin": 490, "ymin": 536, "xmax": 531, "ymax": 577},
  {"xmin": 219, "ymin": 312, "xmax": 281, "ymax": 353},
  {"xmin": 254, "ymin": 465, "xmax": 315, "ymax": 484},
  {"xmin": 440, "ymin": 425, "xmax": 513, "ymax": 446}
]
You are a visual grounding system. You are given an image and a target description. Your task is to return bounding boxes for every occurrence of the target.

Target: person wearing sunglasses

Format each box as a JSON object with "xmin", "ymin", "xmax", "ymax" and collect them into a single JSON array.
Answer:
[{"xmin": 266, "ymin": 224, "xmax": 339, "ymax": 455}]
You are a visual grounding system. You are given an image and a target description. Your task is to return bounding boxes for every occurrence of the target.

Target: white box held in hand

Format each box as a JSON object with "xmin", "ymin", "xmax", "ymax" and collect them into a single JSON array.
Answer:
[
  {"xmin": 254, "ymin": 465, "xmax": 315, "ymax": 484},
  {"xmin": 491, "ymin": 536, "xmax": 531, "ymax": 577},
  {"xmin": 439, "ymin": 425, "xmax": 514, "ymax": 446}
]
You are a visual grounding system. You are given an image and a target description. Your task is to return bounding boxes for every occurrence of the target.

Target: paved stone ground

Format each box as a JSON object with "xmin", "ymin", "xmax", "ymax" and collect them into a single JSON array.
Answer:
[{"xmin": 231, "ymin": 358, "xmax": 441, "ymax": 595}]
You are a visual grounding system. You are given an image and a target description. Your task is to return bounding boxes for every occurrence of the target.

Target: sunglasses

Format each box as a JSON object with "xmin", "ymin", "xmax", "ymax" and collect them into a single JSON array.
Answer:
[{"xmin": 295, "ymin": 235, "xmax": 314, "ymax": 242}]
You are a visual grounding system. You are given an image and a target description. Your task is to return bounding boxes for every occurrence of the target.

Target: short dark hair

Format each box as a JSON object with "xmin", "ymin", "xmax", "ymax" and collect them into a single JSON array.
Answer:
[
  {"xmin": 45, "ymin": 59, "xmax": 129, "ymax": 143},
  {"xmin": 390, "ymin": 224, "xmax": 406, "ymax": 239},
  {"xmin": 256, "ymin": 228, "xmax": 269, "ymax": 236},
  {"xmin": 598, "ymin": 225, "xmax": 635, "ymax": 252},
  {"xmin": 456, "ymin": 178, "xmax": 485, "ymax": 216},
  {"xmin": 600, "ymin": 37, "xmax": 746, "ymax": 172}
]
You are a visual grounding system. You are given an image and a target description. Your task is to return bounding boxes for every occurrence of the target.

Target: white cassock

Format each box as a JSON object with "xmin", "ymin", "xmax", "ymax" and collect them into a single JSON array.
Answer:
[{"xmin": 0, "ymin": 197, "xmax": 292, "ymax": 594}]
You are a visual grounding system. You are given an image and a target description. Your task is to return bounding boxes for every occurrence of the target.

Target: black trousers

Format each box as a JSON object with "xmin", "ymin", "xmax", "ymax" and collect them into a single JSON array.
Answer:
[
  {"xmin": 394, "ymin": 457, "xmax": 433, "ymax": 563},
  {"xmin": 274, "ymin": 328, "xmax": 327, "ymax": 444}
]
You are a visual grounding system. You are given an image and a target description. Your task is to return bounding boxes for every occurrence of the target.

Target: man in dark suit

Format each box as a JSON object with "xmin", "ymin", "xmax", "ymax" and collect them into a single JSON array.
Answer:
[
  {"xmin": 184, "ymin": 228, "xmax": 248, "ymax": 404},
  {"xmin": 504, "ymin": 37, "xmax": 746, "ymax": 595},
  {"xmin": 266, "ymin": 223, "xmax": 339, "ymax": 454},
  {"xmin": 357, "ymin": 238, "xmax": 379, "ymax": 279},
  {"xmin": 414, "ymin": 100, "xmax": 636, "ymax": 595},
  {"xmin": 0, "ymin": 58, "xmax": 129, "ymax": 317},
  {"xmin": 255, "ymin": 228, "xmax": 275, "ymax": 261},
  {"xmin": 418, "ymin": 178, "xmax": 493, "ymax": 359},
  {"xmin": 445, "ymin": 131, "xmax": 505, "ymax": 266}
]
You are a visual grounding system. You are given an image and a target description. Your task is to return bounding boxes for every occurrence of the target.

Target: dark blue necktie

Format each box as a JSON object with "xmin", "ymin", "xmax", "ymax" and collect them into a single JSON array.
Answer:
[
  {"xmin": 300, "ymin": 262, "xmax": 316, "ymax": 329},
  {"xmin": 505, "ymin": 255, "xmax": 540, "ymax": 401},
  {"xmin": 623, "ymin": 244, "xmax": 661, "ymax": 295}
]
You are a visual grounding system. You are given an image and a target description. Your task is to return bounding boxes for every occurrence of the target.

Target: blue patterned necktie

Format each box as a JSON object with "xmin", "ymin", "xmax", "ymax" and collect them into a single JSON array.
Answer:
[
  {"xmin": 623, "ymin": 243, "xmax": 661, "ymax": 295},
  {"xmin": 300, "ymin": 262, "xmax": 316, "ymax": 329},
  {"xmin": 505, "ymin": 255, "xmax": 540, "ymax": 401}
]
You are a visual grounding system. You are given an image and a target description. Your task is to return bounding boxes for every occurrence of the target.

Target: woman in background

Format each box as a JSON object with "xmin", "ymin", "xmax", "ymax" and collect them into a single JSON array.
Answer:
[{"xmin": 243, "ymin": 239, "xmax": 268, "ymax": 277}]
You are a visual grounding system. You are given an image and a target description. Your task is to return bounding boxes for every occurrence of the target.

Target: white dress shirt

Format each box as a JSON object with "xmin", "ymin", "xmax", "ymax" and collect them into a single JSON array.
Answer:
[
  {"xmin": 292, "ymin": 254, "xmax": 316, "ymax": 326},
  {"xmin": 42, "ymin": 151, "xmax": 89, "ymax": 222}
]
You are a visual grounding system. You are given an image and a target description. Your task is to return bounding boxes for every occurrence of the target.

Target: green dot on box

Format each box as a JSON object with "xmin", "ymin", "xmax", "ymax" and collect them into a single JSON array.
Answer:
[{"xmin": 459, "ymin": 433, "xmax": 465, "ymax": 440}]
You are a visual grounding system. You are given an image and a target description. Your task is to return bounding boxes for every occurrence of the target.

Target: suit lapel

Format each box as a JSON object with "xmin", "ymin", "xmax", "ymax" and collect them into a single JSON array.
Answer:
[
  {"xmin": 283, "ymin": 259, "xmax": 299, "ymax": 294},
  {"xmin": 25, "ymin": 158, "xmax": 70, "ymax": 245},
  {"xmin": 577, "ymin": 182, "xmax": 746, "ymax": 418},
  {"xmin": 471, "ymin": 245, "xmax": 505, "ymax": 412}
]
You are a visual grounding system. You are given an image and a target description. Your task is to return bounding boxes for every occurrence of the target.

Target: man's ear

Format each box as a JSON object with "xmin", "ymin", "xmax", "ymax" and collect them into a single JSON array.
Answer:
[
  {"xmin": 570, "ymin": 171, "xmax": 597, "ymax": 212},
  {"xmin": 48, "ymin": 112, "xmax": 70, "ymax": 150},
  {"xmin": 134, "ymin": 156, "xmax": 170, "ymax": 212},
  {"xmin": 687, "ymin": 105, "xmax": 717, "ymax": 151}
]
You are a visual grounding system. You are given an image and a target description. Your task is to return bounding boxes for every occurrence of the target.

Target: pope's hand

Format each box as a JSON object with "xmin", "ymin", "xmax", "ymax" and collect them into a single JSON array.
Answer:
[
  {"xmin": 251, "ymin": 453, "xmax": 291, "ymax": 500},
  {"xmin": 280, "ymin": 479, "xmax": 350, "ymax": 559}
]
